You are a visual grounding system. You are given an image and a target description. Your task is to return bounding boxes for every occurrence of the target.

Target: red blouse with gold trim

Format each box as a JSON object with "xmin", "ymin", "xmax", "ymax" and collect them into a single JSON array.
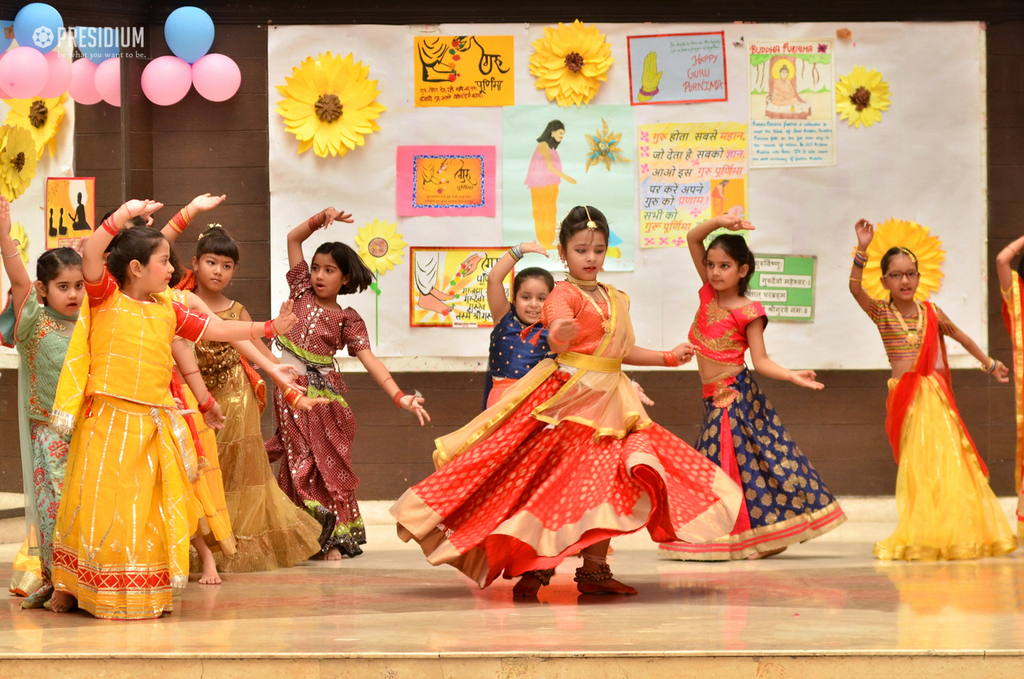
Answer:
[{"xmin": 688, "ymin": 281, "xmax": 767, "ymax": 366}]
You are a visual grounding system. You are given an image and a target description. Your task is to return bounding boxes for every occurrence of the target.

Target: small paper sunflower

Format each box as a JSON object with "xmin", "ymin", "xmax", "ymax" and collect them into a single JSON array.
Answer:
[
  {"xmin": 5, "ymin": 94, "xmax": 67, "ymax": 159},
  {"xmin": 10, "ymin": 220, "xmax": 28, "ymax": 263},
  {"xmin": 585, "ymin": 118, "xmax": 630, "ymax": 172},
  {"xmin": 0, "ymin": 125, "xmax": 37, "ymax": 201},
  {"xmin": 275, "ymin": 52, "xmax": 386, "ymax": 159},
  {"xmin": 835, "ymin": 66, "xmax": 891, "ymax": 128},
  {"xmin": 861, "ymin": 218, "xmax": 944, "ymax": 301},
  {"xmin": 529, "ymin": 20, "xmax": 613, "ymax": 107},
  {"xmin": 355, "ymin": 219, "xmax": 406, "ymax": 276}
]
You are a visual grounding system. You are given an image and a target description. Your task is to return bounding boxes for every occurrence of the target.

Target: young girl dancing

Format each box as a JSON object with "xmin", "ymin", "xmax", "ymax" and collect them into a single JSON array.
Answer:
[
  {"xmin": 852, "ymin": 219, "xmax": 1016, "ymax": 560},
  {"xmin": 0, "ymin": 197, "xmax": 82, "ymax": 607},
  {"xmin": 165, "ymin": 221, "xmax": 323, "ymax": 571},
  {"xmin": 47, "ymin": 201, "xmax": 297, "ymax": 618},
  {"xmin": 997, "ymin": 234, "xmax": 1024, "ymax": 537},
  {"xmin": 391, "ymin": 206, "xmax": 742, "ymax": 597},
  {"xmin": 484, "ymin": 241, "xmax": 553, "ymax": 408},
  {"xmin": 267, "ymin": 207, "xmax": 430, "ymax": 560},
  {"xmin": 660, "ymin": 216, "xmax": 845, "ymax": 561}
]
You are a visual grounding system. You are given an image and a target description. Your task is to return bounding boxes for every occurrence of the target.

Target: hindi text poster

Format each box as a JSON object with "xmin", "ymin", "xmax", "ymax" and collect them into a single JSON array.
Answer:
[
  {"xmin": 396, "ymin": 145, "xmax": 496, "ymax": 217},
  {"xmin": 410, "ymin": 247, "xmax": 511, "ymax": 327},
  {"xmin": 627, "ymin": 32, "xmax": 727, "ymax": 106},
  {"xmin": 414, "ymin": 35, "xmax": 514, "ymax": 107}
]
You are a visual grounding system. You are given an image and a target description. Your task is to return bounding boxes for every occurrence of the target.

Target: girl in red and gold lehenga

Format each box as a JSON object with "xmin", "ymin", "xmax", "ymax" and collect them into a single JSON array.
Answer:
[
  {"xmin": 851, "ymin": 219, "xmax": 1016, "ymax": 561},
  {"xmin": 994, "ymin": 234, "xmax": 1024, "ymax": 538},
  {"xmin": 391, "ymin": 206, "xmax": 742, "ymax": 596},
  {"xmin": 48, "ymin": 201, "xmax": 298, "ymax": 618}
]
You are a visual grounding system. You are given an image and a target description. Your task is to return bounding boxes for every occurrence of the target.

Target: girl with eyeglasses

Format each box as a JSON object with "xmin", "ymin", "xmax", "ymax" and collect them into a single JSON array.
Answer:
[{"xmin": 850, "ymin": 219, "xmax": 1016, "ymax": 561}]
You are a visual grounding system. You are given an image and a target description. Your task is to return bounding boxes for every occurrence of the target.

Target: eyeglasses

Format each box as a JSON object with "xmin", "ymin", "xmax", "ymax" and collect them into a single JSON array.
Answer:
[{"xmin": 885, "ymin": 271, "xmax": 920, "ymax": 281}]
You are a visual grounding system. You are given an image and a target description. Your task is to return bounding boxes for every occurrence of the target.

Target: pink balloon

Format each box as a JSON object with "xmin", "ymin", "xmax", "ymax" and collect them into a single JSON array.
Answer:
[
  {"xmin": 39, "ymin": 51, "xmax": 71, "ymax": 98},
  {"xmin": 67, "ymin": 58, "xmax": 101, "ymax": 105},
  {"xmin": 141, "ymin": 55, "xmax": 192, "ymax": 106},
  {"xmin": 94, "ymin": 57, "xmax": 120, "ymax": 107},
  {"xmin": 0, "ymin": 47, "xmax": 46, "ymax": 99},
  {"xmin": 191, "ymin": 53, "xmax": 241, "ymax": 102}
]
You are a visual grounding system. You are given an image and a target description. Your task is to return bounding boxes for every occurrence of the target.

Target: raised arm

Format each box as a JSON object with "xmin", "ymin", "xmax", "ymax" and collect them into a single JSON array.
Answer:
[
  {"xmin": 82, "ymin": 200, "xmax": 163, "ymax": 282},
  {"xmin": 687, "ymin": 215, "xmax": 754, "ymax": 283},
  {"xmin": 0, "ymin": 197, "xmax": 31, "ymax": 312},
  {"xmin": 354, "ymin": 348, "xmax": 431, "ymax": 425},
  {"xmin": 746, "ymin": 319, "xmax": 824, "ymax": 390},
  {"xmin": 996, "ymin": 235, "xmax": 1024, "ymax": 292},
  {"xmin": 161, "ymin": 193, "xmax": 227, "ymax": 243},
  {"xmin": 286, "ymin": 207, "xmax": 352, "ymax": 270},
  {"xmin": 487, "ymin": 242, "xmax": 548, "ymax": 322},
  {"xmin": 849, "ymin": 219, "xmax": 875, "ymax": 314}
]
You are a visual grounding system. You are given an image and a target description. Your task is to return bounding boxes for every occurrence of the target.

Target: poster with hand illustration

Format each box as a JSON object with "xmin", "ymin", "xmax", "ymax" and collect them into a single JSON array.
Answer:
[
  {"xmin": 414, "ymin": 35, "xmax": 515, "ymax": 107},
  {"xmin": 626, "ymin": 32, "xmax": 727, "ymax": 106},
  {"xmin": 502, "ymin": 105, "xmax": 634, "ymax": 272},
  {"xmin": 45, "ymin": 177, "xmax": 95, "ymax": 250},
  {"xmin": 748, "ymin": 39, "xmax": 836, "ymax": 167},
  {"xmin": 410, "ymin": 247, "xmax": 512, "ymax": 327}
]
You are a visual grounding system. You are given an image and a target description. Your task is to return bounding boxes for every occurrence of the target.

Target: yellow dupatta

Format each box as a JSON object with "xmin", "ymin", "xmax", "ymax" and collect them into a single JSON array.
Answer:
[
  {"xmin": 1001, "ymin": 272, "xmax": 1024, "ymax": 536},
  {"xmin": 49, "ymin": 295, "xmax": 92, "ymax": 437},
  {"xmin": 433, "ymin": 284, "xmax": 650, "ymax": 469}
]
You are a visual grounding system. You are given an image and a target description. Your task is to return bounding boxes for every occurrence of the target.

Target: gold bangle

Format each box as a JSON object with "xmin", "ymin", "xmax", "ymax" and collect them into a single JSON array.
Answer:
[{"xmin": 849, "ymin": 277, "xmax": 862, "ymax": 282}]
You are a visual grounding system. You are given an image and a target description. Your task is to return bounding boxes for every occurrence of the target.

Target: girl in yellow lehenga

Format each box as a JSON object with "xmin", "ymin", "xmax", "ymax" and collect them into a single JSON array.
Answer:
[
  {"xmin": 48, "ymin": 200, "xmax": 297, "ymax": 619},
  {"xmin": 850, "ymin": 219, "xmax": 1016, "ymax": 561},
  {"xmin": 995, "ymin": 233, "xmax": 1024, "ymax": 538}
]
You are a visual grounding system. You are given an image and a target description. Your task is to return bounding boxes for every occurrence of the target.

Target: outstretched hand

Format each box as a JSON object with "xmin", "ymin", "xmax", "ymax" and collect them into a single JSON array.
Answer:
[
  {"xmin": 790, "ymin": 370, "xmax": 824, "ymax": 390},
  {"xmin": 266, "ymin": 362, "xmax": 301, "ymax": 392},
  {"xmin": 189, "ymin": 193, "xmax": 227, "ymax": 214},
  {"xmin": 992, "ymin": 360, "xmax": 1010, "ymax": 383},
  {"xmin": 855, "ymin": 219, "xmax": 874, "ymax": 250},
  {"xmin": 124, "ymin": 199, "xmax": 163, "ymax": 220},
  {"xmin": 399, "ymin": 394, "xmax": 431, "ymax": 426},
  {"xmin": 273, "ymin": 299, "xmax": 297, "ymax": 336},
  {"xmin": 203, "ymin": 400, "xmax": 226, "ymax": 430},
  {"xmin": 716, "ymin": 214, "xmax": 754, "ymax": 232},
  {"xmin": 323, "ymin": 207, "xmax": 354, "ymax": 228},
  {"xmin": 632, "ymin": 380, "xmax": 655, "ymax": 406},
  {"xmin": 520, "ymin": 241, "xmax": 550, "ymax": 258}
]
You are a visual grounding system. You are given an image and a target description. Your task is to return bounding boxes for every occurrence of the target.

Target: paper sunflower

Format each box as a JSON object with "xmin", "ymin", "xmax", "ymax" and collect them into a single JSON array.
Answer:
[
  {"xmin": 0, "ymin": 125, "xmax": 37, "ymax": 201},
  {"xmin": 835, "ymin": 66, "xmax": 891, "ymax": 128},
  {"xmin": 585, "ymin": 118, "xmax": 630, "ymax": 172},
  {"xmin": 5, "ymin": 94, "xmax": 67, "ymax": 159},
  {"xmin": 529, "ymin": 20, "xmax": 613, "ymax": 107},
  {"xmin": 355, "ymin": 219, "xmax": 406, "ymax": 276},
  {"xmin": 861, "ymin": 218, "xmax": 944, "ymax": 302},
  {"xmin": 276, "ymin": 52, "xmax": 386, "ymax": 159},
  {"xmin": 10, "ymin": 220, "xmax": 27, "ymax": 264}
]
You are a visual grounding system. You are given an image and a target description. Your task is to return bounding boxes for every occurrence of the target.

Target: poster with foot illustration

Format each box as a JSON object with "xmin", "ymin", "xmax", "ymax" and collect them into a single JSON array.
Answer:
[
  {"xmin": 502, "ymin": 105, "xmax": 634, "ymax": 272},
  {"xmin": 45, "ymin": 177, "xmax": 95, "ymax": 250},
  {"xmin": 410, "ymin": 247, "xmax": 512, "ymax": 327},
  {"xmin": 748, "ymin": 39, "xmax": 836, "ymax": 168}
]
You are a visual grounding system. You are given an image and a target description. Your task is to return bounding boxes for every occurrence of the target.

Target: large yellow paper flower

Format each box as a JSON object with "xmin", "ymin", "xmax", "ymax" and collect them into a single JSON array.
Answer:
[
  {"xmin": 10, "ymin": 220, "xmax": 27, "ymax": 263},
  {"xmin": 835, "ymin": 66, "xmax": 891, "ymax": 128},
  {"xmin": 529, "ymin": 20, "xmax": 613, "ymax": 107},
  {"xmin": 355, "ymin": 219, "xmax": 406, "ymax": 276},
  {"xmin": 276, "ymin": 52, "xmax": 386, "ymax": 158},
  {"xmin": 0, "ymin": 125, "xmax": 37, "ymax": 201},
  {"xmin": 862, "ymin": 218, "xmax": 944, "ymax": 301},
  {"xmin": 5, "ymin": 94, "xmax": 67, "ymax": 159}
]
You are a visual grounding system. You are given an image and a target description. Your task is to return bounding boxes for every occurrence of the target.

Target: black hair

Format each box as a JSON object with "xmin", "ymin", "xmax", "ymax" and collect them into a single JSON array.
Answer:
[
  {"xmin": 880, "ymin": 246, "xmax": 918, "ymax": 275},
  {"xmin": 36, "ymin": 247, "xmax": 82, "ymax": 286},
  {"xmin": 558, "ymin": 205, "xmax": 610, "ymax": 252},
  {"xmin": 195, "ymin": 226, "xmax": 240, "ymax": 263},
  {"xmin": 512, "ymin": 266, "xmax": 555, "ymax": 299},
  {"xmin": 312, "ymin": 242, "xmax": 373, "ymax": 296},
  {"xmin": 126, "ymin": 215, "xmax": 148, "ymax": 229},
  {"xmin": 168, "ymin": 243, "xmax": 183, "ymax": 288},
  {"xmin": 706, "ymin": 234, "xmax": 756, "ymax": 295},
  {"xmin": 1016, "ymin": 250, "xmax": 1024, "ymax": 283},
  {"xmin": 106, "ymin": 227, "xmax": 167, "ymax": 287},
  {"xmin": 536, "ymin": 119, "xmax": 565, "ymax": 150},
  {"xmin": 99, "ymin": 209, "xmax": 115, "ymax": 223}
]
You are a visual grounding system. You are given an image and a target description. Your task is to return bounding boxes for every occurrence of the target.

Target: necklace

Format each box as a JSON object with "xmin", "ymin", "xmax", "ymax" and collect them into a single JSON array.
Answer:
[
  {"xmin": 565, "ymin": 273, "xmax": 598, "ymax": 290},
  {"xmin": 890, "ymin": 301, "xmax": 923, "ymax": 340}
]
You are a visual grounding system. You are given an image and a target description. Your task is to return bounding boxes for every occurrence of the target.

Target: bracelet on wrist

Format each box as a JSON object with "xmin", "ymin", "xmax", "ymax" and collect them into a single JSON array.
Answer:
[
  {"xmin": 198, "ymin": 394, "xmax": 216, "ymax": 413},
  {"xmin": 662, "ymin": 350, "xmax": 680, "ymax": 367},
  {"xmin": 307, "ymin": 210, "xmax": 328, "ymax": 231},
  {"xmin": 264, "ymin": 319, "xmax": 278, "ymax": 339},
  {"xmin": 284, "ymin": 388, "xmax": 302, "ymax": 407},
  {"xmin": 983, "ymin": 357, "xmax": 997, "ymax": 374},
  {"xmin": 393, "ymin": 390, "xmax": 406, "ymax": 408},
  {"xmin": 102, "ymin": 216, "xmax": 119, "ymax": 236},
  {"xmin": 509, "ymin": 245, "xmax": 523, "ymax": 262}
]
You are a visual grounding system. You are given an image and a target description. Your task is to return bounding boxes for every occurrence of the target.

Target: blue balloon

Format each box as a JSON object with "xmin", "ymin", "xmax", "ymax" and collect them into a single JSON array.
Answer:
[
  {"xmin": 14, "ymin": 3, "xmax": 63, "ymax": 55},
  {"xmin": 0, "ymin": 21, "xmax": 14, "ymax": 54},
  {"xmin": 75, "ymin": 26, "xmax": 119, "ymax": 64},
  {"xmin": 164, "ymin": 6, "xmax": 214, "ymax": 64}
]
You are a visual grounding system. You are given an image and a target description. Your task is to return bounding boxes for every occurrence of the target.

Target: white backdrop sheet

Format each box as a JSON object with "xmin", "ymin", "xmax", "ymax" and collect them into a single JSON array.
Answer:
[{"xmin": 267, "ymin": 22, "xmax": 986, "ymax": 370}]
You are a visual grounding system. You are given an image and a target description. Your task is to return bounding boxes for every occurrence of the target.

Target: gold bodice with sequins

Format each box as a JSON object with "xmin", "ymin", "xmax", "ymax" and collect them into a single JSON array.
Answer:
[{"xmin": 195, "ymin": 301, "xmax": 245, "ymax": 391}]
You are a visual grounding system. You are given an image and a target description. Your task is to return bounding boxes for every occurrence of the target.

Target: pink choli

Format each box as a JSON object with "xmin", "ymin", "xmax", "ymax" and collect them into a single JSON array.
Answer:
[{"xmin": 688, "ymin": 282, "xmax": 767, "ymax": 366}]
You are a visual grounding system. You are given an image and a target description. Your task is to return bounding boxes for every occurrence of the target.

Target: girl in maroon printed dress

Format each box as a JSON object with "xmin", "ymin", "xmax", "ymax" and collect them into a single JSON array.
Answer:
[{"xmin": 267, "ymin": 207, "xmax": 430, "ymax": 559}]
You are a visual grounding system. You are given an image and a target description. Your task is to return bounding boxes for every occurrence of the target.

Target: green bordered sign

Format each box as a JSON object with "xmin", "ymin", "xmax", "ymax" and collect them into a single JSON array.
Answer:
[{"xmin": 746, "ymin": 254, "xmax": 816, "ymax": 322}]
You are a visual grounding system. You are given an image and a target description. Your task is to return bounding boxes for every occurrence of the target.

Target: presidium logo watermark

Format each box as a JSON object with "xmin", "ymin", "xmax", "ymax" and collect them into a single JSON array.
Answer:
[{"xmin": 5, "ymin": 25, "xmax": 146, "ymax": 59}]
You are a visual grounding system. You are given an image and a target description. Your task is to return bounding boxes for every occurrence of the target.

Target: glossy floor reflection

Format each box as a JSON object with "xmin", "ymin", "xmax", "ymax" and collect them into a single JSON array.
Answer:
[{"xmin": 3, "ymin": 526, "xmax": 1024, "ymax": 657}]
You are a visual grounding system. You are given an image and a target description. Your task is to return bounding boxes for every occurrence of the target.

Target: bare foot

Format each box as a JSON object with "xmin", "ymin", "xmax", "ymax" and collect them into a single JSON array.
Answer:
[
  {"xmin": 325, "ymin": 546, "xmax": 342, "ymax": 561},
  {"xmin": 577, "ymin": 577, "xmax": 638, "ymax": 595},
  {"xmin": 513, "ymin": 573, "xmax": 541, "ymax": 598},
  {"xmin": 48, "ymin": 591, "xmax": 77, "ymax": 613},
  {"xmin": 747, "ymin": 547, "xmax": 787, "ymax": 560},
  {"xmin": 192, "ymin": 536, "xmax": 222, "ymax": 585}
]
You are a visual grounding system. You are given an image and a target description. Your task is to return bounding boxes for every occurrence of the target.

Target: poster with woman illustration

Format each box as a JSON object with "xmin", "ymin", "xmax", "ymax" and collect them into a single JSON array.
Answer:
[
  {"xmin": 502, "ymin": 105, "xmax": 635, "ymax": 272},
  {"xmin": 748, "ymin": 39, "xmax": 836, "ymax": 168}
]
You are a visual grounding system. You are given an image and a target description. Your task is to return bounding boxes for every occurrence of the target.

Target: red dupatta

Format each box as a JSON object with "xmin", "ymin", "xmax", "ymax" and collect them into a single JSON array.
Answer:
[
  {"xmin": 884, "ymin": 302, "xmax": 988, "ymax": 475},
  {"xmin": 1001, "ymin": 272, "xmax": 1024, "ymax": 513}
]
